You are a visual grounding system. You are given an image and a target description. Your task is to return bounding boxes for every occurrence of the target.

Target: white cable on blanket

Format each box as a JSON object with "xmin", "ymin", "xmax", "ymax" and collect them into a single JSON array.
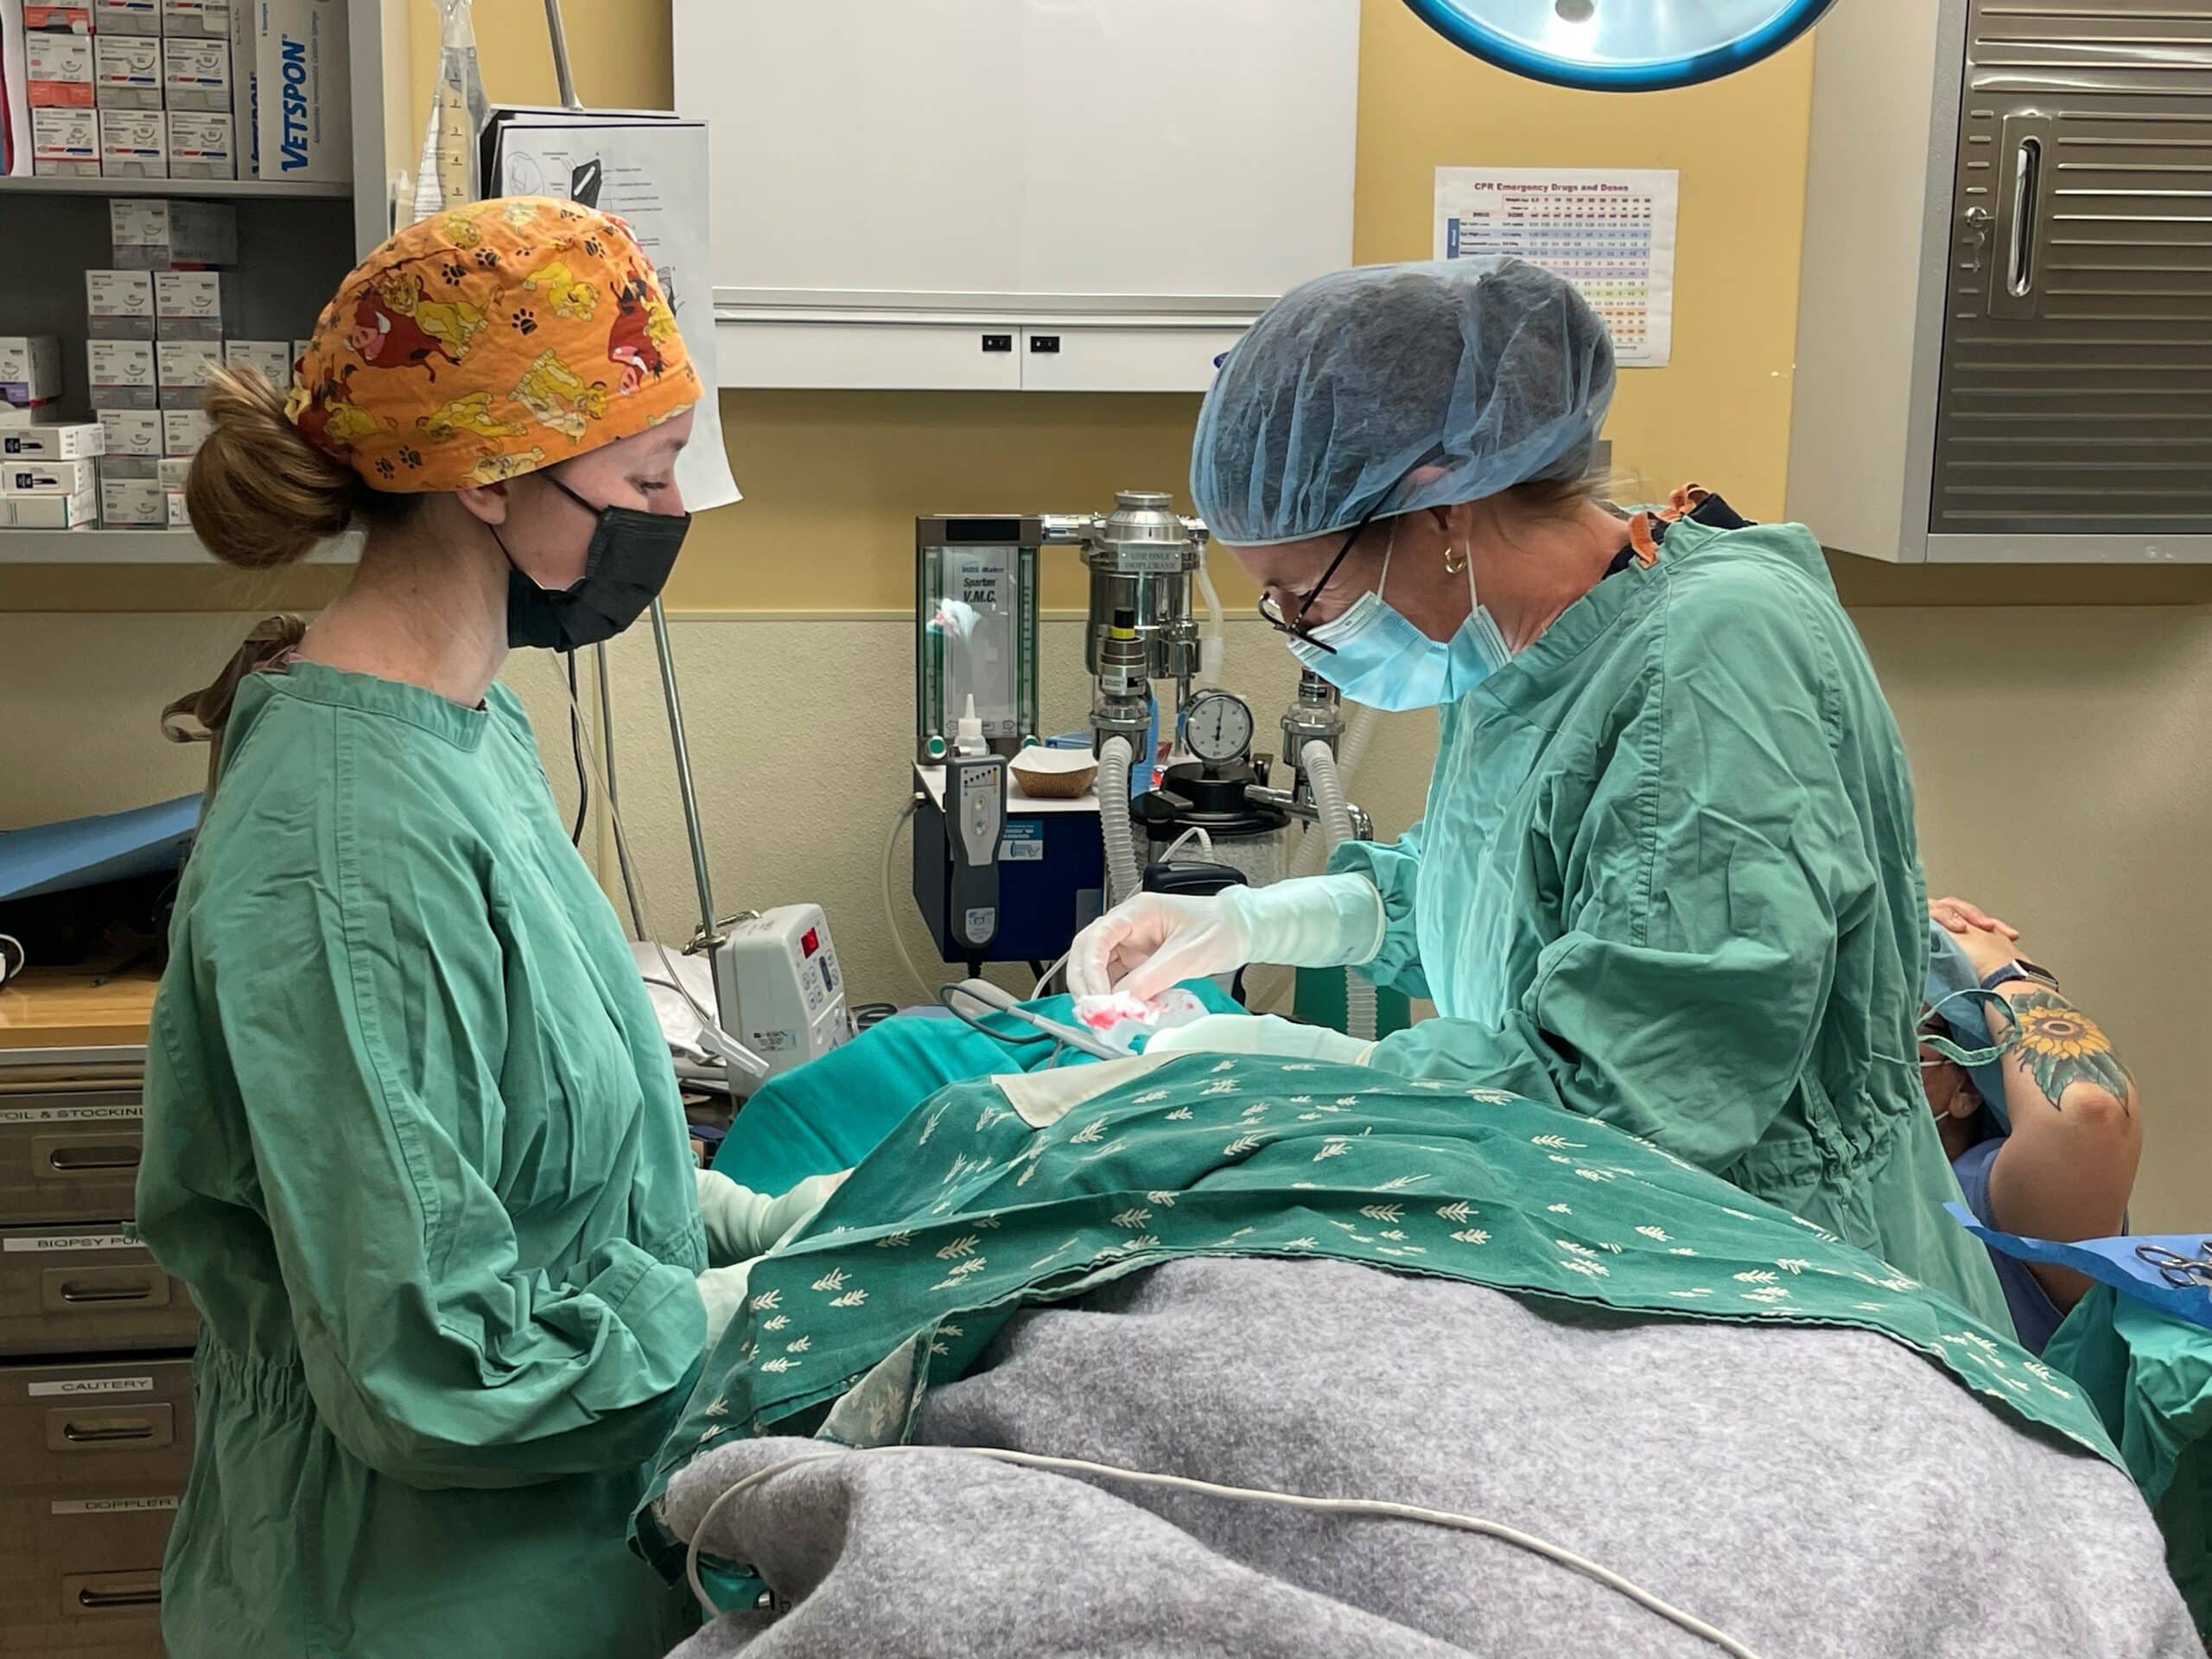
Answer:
[{"xmin": 683, "ymin": 1444, "xmax": 1770, "ymax": 1659}]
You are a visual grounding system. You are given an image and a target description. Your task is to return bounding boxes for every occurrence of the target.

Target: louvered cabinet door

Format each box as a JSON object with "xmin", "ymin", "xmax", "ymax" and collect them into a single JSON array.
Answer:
[{"xmin": 1929, "ymin": 2, "xmax": 2212, "ymax": 538}]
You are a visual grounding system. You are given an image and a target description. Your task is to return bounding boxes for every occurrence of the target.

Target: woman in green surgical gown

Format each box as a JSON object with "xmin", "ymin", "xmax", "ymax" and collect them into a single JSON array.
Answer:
[
  {"xmin": 1069, "ymin": 257, "xmax": 2010, "ymax": 1334},
  {"xmin": 137, "ymin": 200, "xmax": 803, "ymax": 1659}
]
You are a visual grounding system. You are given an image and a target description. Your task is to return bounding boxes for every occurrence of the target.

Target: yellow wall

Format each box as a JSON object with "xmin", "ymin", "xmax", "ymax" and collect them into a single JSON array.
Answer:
[
  {"xmin": 1353, "ymin": 3, "xmax": 1809, "ymax": 522},
  {"xmin": 492, "ymin": 0, "xmax": 1817, "ymax": 613},
  {"xmin": 0, "ymin": 0, "xmax": 1816, "ymax": 616}
]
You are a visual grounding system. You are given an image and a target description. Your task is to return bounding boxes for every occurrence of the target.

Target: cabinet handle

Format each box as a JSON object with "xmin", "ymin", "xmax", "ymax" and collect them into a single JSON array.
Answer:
[
  {"xmin": 78, "ymin": 1586, "xmax": 162, "ymax": 1610},
  {"xmin": 62, "ymin": 1417, "xmax": 156, "ymax": 1444},
  {"xmin": 2005, "ymin": 135, "xmax": 2042, "ymax": 300},
  {"xmin": 46, "ymin": 1145, "xmax": 141, "ymax": 1173},
  {"xmin": 57, "ymin": 1276, "xmax": 156, "ymax": 1305}
]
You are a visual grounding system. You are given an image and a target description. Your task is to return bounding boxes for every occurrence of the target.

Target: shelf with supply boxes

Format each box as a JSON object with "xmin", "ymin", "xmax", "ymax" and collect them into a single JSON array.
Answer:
[
  {"xmin": 0, "ymin": 0, "xmax": 404, "ymax": 563},
  {"xmin": 10, "ymin": 0, "xmax": 353, "ymax": 186}
]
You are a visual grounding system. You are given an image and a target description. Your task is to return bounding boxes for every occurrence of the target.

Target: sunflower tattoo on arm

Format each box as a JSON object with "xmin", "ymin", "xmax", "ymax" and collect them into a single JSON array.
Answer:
[{"xmin": 2001, "ymin": 991, "xmax": 2134, "ymax": 1114}]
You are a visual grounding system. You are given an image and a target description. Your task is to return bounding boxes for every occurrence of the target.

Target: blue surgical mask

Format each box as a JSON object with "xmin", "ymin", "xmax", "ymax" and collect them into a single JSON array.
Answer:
[{"xmin": 1287, "ymin": 522, "xmax": 1511, "ymax": 711}]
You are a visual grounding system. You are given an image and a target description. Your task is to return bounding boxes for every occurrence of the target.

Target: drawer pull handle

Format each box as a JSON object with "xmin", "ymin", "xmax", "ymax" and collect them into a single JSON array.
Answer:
[
  {"xmin": 58, "ymin": 1279, "xmax": 155, "ymax": 1305},
  {"xmin": 48, "ymin": 1146, "xmax": 142, "ymax": 1173},
  {"xmin": 63, "ymin": 1419, "xmax": 155, "ymax": 1444},
  {"xmin": 79, "ymin": 1586, "xmax": 162, "ymax": 1610}
]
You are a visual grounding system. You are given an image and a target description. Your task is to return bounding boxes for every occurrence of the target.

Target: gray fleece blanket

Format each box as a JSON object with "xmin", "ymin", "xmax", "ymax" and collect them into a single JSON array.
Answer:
[{"xmin": 663, "ymin": 1257, "xmax": 2200, "ymax": 1658}]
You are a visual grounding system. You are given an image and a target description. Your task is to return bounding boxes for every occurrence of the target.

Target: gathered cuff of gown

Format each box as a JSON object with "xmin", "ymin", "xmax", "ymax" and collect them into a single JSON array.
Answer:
[{"xmin": 1325, "ymin": 839, "xmax": 1431, "ymax": 1000}]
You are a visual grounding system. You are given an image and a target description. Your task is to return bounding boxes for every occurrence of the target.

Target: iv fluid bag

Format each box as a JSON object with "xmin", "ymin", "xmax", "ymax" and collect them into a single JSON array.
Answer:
[{"xmin": 413, "ymin": 0, "xmax": 490, "ymax": 220}]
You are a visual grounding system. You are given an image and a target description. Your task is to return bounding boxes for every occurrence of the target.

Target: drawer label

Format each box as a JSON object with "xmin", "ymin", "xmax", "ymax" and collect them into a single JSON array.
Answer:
[
  {"xmin": 51, "ymin": 1495, "xmax": 179, "ymax": 1516},
  {"xmin": 29, "ymin": 1375, "xmax": 156, "ymax": 1398},
  {"xmin": 3, "ymin": 1231, "xmax": 139, "ymax": 1253},
  {"xmin": 0, "ymin": 1103, "xmax": 143, "ymax": 1124}
]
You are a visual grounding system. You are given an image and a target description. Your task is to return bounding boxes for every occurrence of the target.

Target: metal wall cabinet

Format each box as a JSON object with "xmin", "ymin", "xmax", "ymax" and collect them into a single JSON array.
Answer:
[
  {"xmin": 673, "ymin": 0, "xmax": 1359, "ymax": 394},
  {"xmin": 1788, "ymin": 0, "xmax": 2212, "ymax": 563}
]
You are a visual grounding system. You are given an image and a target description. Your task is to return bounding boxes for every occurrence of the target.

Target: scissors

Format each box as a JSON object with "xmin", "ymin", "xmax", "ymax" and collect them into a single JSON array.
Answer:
[{"xmin": 2134, "ymin": 1242, "xmax": 2212, "ymax": 1290}]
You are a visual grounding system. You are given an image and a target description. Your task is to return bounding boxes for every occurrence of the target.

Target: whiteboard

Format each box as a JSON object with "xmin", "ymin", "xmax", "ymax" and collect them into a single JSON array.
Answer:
[{"xmin": 673, "ymin": 0, "xmax": 1359, "ymax": 304}]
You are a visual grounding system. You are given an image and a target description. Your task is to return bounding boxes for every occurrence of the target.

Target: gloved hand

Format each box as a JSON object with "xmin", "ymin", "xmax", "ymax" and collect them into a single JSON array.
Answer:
[
  {"xmin": 1068, "ymin": 874, "xmax": 1387, "ymax": 1001},
  {"xmin": 696, "ymin": 1168, "xmax": 849, "ymax": 1268},
  {"xmin": 1145, "ymin": 1012, "xmax": 1376, "ymax": 1067},
  {"xmin": 695, "ymin": 1262, "xmax": 754, "ymax": 1347}
]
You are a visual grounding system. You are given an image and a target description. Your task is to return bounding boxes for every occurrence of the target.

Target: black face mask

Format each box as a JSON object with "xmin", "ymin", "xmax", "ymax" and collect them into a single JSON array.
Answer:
[{"xmin": 500, "ymin": 470, "xmax": 691, "ymax": 652}]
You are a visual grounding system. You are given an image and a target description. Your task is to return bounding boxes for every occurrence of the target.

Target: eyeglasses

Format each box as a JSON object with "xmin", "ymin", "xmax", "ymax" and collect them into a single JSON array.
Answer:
[
  {"xmin": 1254, "ymin": 501, "xmax": 1388, "ymax": 655},
  {"xmin": 2135, "ymin": 1242, "xmax": 2212, "ymax": 1290}
]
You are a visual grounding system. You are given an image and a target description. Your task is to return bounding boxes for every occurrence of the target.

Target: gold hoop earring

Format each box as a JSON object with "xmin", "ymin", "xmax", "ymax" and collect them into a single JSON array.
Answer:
[{"xmin": 1442, "ymin": 540, "xmax": 1468, "ymax": 576}]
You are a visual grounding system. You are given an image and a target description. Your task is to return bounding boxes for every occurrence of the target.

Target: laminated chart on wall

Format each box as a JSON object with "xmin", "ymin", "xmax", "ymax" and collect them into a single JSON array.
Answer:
[
  {"xmin": 493, "ymin": 117, "xmax": 741, "ymax": 512},
  {"xmin": 1434, "ymin": 168, "xmax": 1679, "ymax": 367}
]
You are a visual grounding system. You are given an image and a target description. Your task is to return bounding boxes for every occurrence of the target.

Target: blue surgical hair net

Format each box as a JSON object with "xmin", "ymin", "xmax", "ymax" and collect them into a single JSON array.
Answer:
[{"xmin": 1192, "ymin": 257, "xmax": 1617, "ymax": 547}]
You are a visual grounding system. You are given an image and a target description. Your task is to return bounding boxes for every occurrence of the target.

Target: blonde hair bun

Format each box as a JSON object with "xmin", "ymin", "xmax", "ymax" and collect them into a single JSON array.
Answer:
[{"xmin": 186, "ymin": 365, "xmax": 358, "ymax": 569}]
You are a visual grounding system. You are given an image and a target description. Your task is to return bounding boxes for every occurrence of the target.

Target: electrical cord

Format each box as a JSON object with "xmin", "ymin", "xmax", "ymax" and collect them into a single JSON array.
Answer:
[
  {"xmin": 565, "ymin": 651, "xmax": 589, "ymax": 848},
  {"xmin": 547, "ymin": 655, "xmax": 771, "ymax": 1082},
  {"xmin": 881, "ymin": 797, "xmax": 938, "ymax": 1005},
  {"xmin": 935, "ymin": 982, "xmax": 1054, "ymax": 1049},
  {"xmin": 682, "ymin": 1444, "xmax": 1769, "ymax": 1659}
]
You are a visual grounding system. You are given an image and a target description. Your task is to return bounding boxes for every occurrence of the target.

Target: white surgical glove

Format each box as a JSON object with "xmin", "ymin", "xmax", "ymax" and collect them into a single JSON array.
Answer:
[
  {"xmin": 1145, "ymin": 1012, "xmax": 1377, "ymax": 1066},
  {"xmin": 1068, "ymin": 874, "xmax": 1387, "ymax": 1001},
  {"xmin": 696, "ymin": 1262, "xmax": 754, "ymax": 1346},
  {"xmin": 696, "ymin": 1168, "xmax": 849, "ymax": 1268}
]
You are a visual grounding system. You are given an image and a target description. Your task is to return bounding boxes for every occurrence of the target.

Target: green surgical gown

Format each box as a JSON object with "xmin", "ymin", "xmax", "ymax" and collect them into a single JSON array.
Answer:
[
  {"xmin": 1331, "ymin": 512, "xmax": 2012, "ymax": 1333},
  {"xmin": 138, "ymin": 662, "xmax": 705, "ymax": 1659}
]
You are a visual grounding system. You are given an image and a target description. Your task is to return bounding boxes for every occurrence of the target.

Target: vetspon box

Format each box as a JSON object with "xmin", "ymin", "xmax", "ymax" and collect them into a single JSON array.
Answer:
[
  {"xmin": 99, "ymin": 409, "xmax": 164, "ymax": 458},
  {"xmin": 88, "ymin": 339, "xmax": 159, "ymax": 410},
  {"xmin": 101, "ymin": 475, "xmax": 169, "ymax": 528},
  {"xmin": 100, "ymin": 107, "xmax": 168, "ymax": 178},
  {"xmin": 92, "ymin": 33, "xmax": 162, "ymax": 109},
  {"xmin": 87, "ymin": 270, "xmax": 158, "ymax": 340},
  {"xmin": 25, "ymin": 31, "xmax": 93, "ymax": 106},
  {"xmin": 162, "ymin": 0, "xmax": 233, "ymax": 36},
  {"xmin": 167, "ymin": 490, "xmax": 193, "ymax": 528},
  {"xmin": 92, "ymin": 0, "xmax": 162, "ymax": 34},
  {"xmin": 110, "ymin": 199, "xmax": 238, "ymax": 269},
  {"xmin": 154, "ymin": 270, "xmax": 234, "ymax": 339},
  {"xmin": 158, "ymin": 456, "xmax": 194, "ymax": 490},
  {"xmin": 164, "ymin": 35, "xmax": 232, "ymax": 113},
  {"xmin": 162, "ymin": 408, "xmax": 213, "ymax": 455},
  {"xmin": 224, "ymin": 339, "xmax": 292, "ymax": 384},
  {"xmin": 0, "ymin": 422, "xmax": 105, "ymax": 461},
  {"xmin": 255, "ymin": 0, "xmax": 350, "ymax": 182},
  {"xmin": 1, "ymin": 457, "xmax": 99, "ymax": 497},
  {"xmin": 168, "ymin": 111, "xmax": 238, "ymax": 180}
]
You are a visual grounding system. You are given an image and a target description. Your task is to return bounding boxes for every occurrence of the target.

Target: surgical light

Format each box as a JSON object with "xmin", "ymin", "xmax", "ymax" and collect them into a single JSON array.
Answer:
[{"xmin": 1401, "ymin": 0, "xmax": 1837, "ymax": 92}]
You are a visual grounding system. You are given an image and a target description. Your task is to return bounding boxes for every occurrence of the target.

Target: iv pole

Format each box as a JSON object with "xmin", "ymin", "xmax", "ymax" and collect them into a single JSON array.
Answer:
[{"xmin": 540, "ymin": 0, "xmax": 732, "ymax": 957}]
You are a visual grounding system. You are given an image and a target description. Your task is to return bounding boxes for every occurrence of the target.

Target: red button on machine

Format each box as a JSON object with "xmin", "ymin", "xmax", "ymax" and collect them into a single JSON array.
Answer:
[{"xmin": 801, "ymin": 927, "xmax": 819, "ymax": 958}]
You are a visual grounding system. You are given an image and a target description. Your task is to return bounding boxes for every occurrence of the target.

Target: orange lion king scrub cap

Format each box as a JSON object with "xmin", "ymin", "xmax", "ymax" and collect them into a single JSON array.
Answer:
[{"xmin": 285, "ymin": 195, "xmax": 702, "ymax": 493}]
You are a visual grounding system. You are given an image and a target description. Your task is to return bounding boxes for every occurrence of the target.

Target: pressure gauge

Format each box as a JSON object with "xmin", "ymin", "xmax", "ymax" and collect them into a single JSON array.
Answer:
[{"xmin": 1185, "ymin": 690, "xmax": 1255, "ymax": 766}]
